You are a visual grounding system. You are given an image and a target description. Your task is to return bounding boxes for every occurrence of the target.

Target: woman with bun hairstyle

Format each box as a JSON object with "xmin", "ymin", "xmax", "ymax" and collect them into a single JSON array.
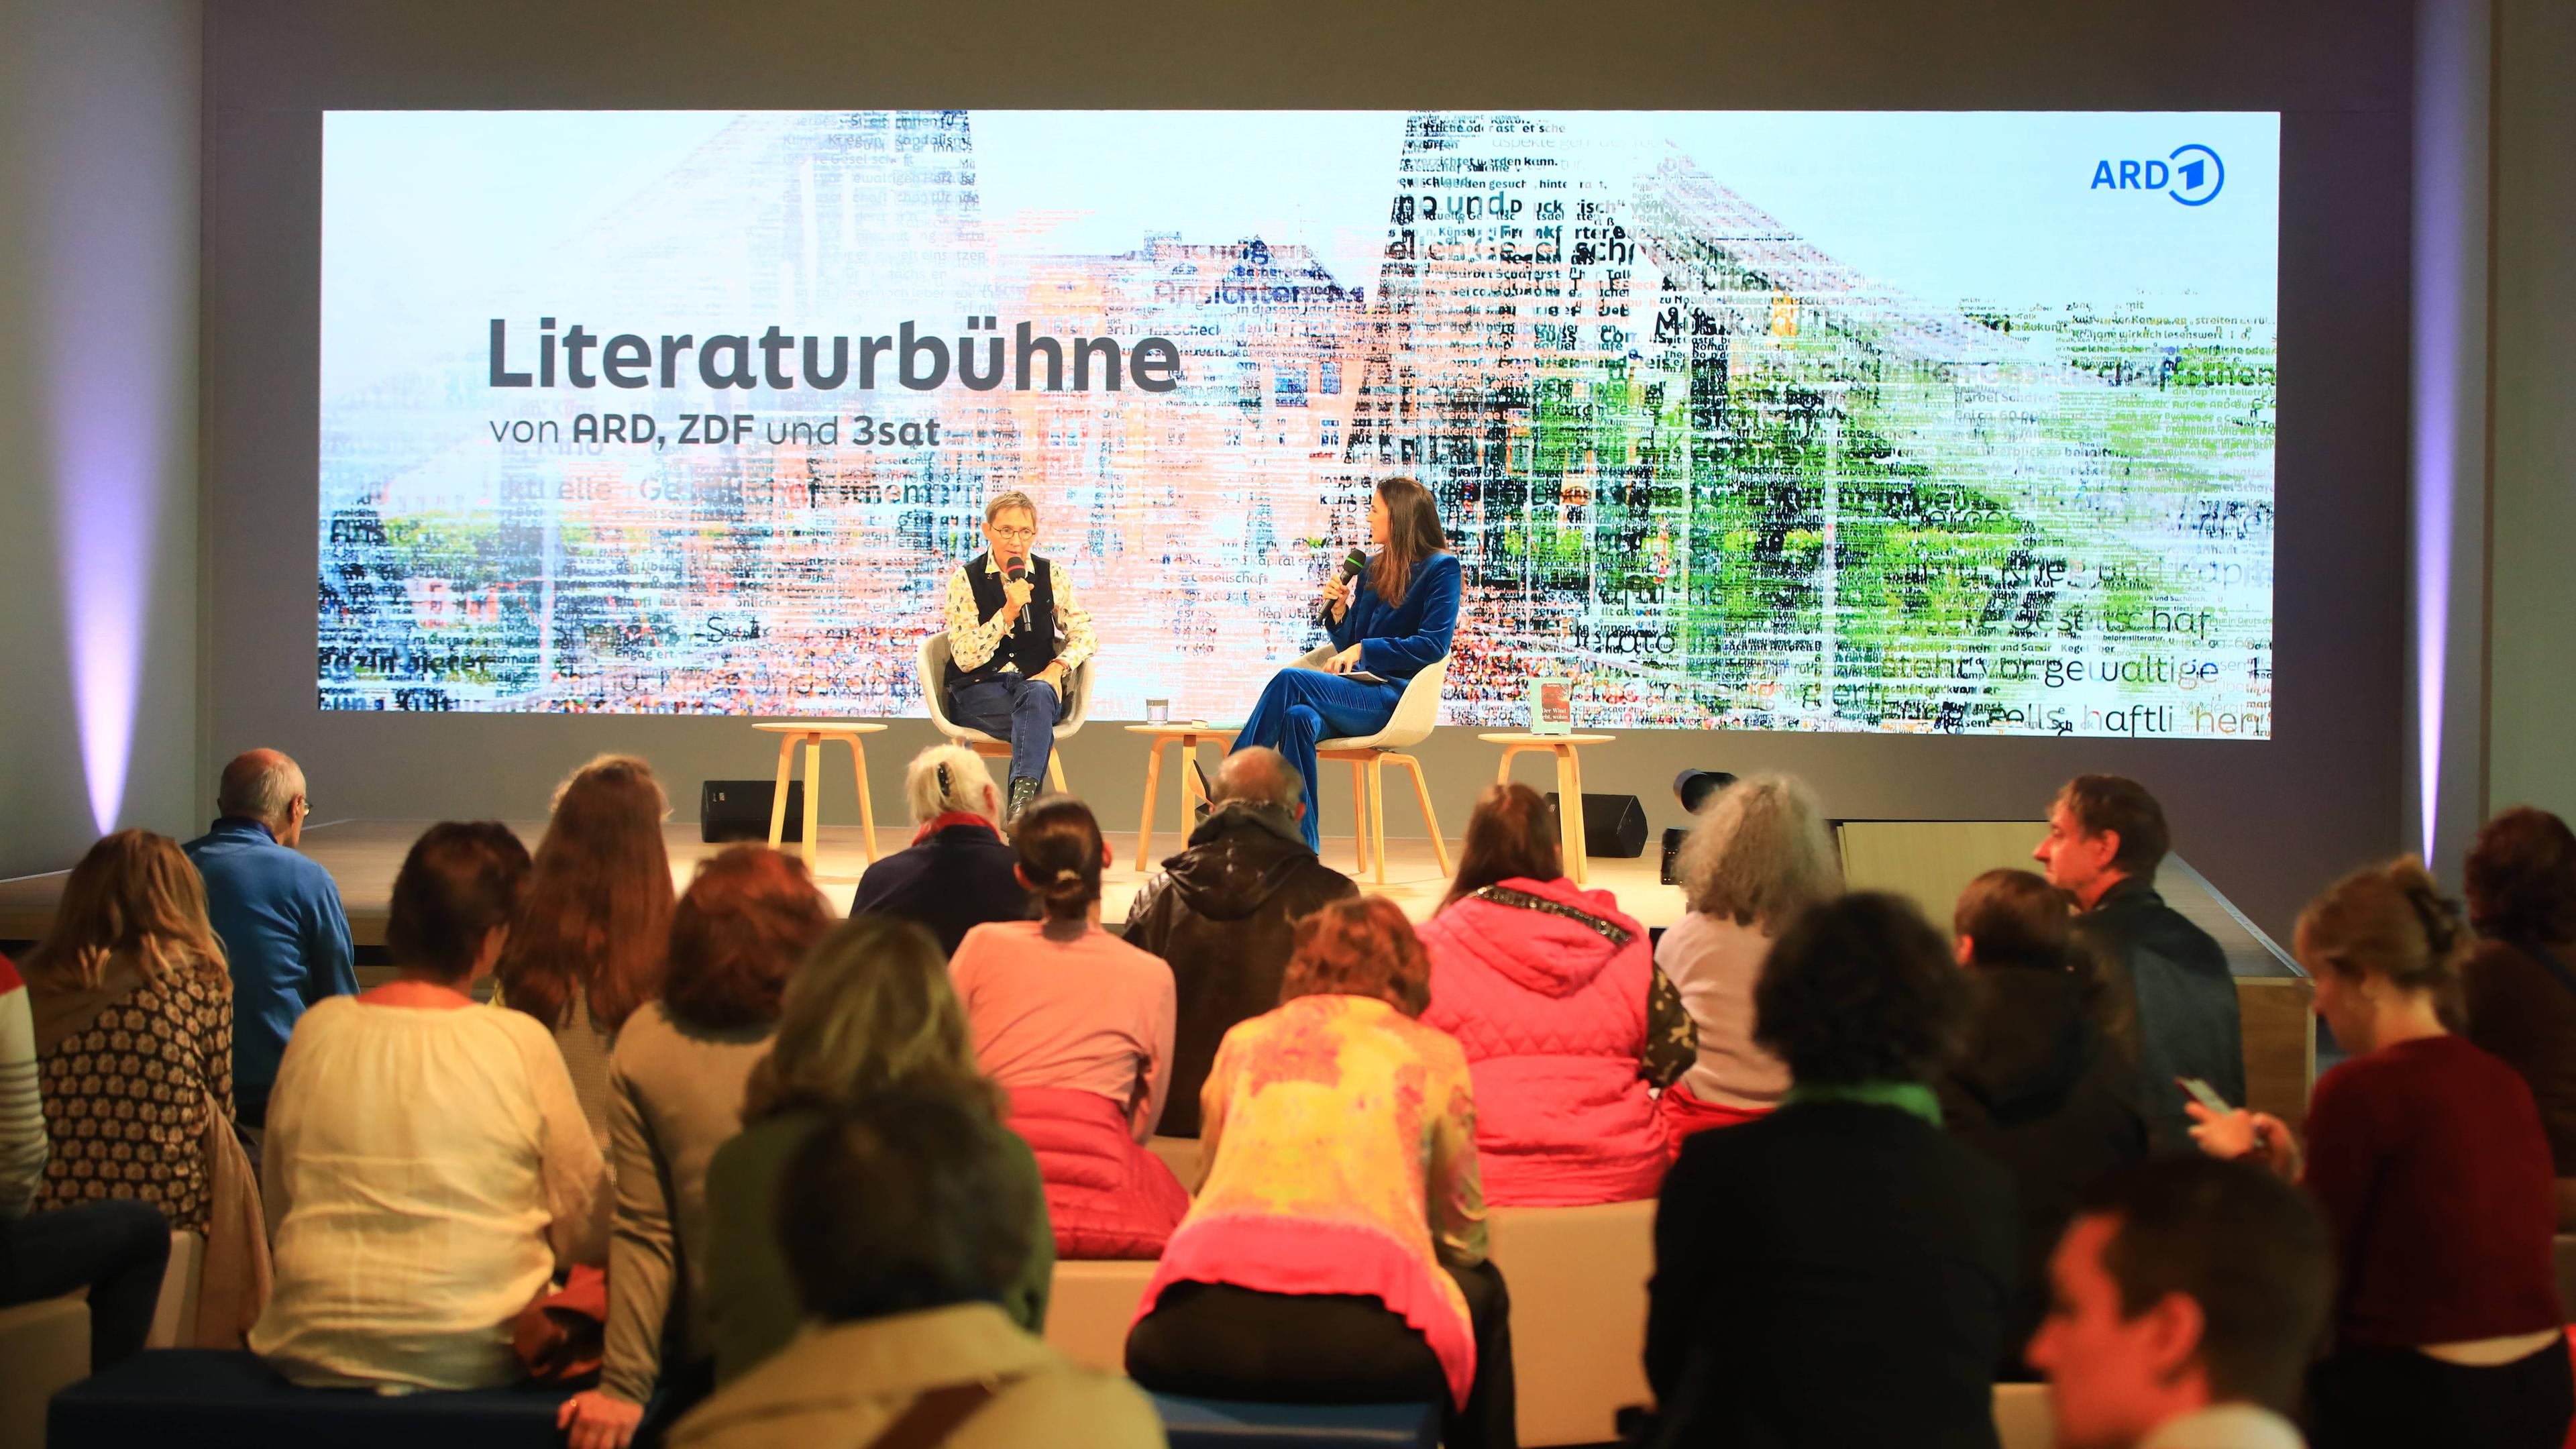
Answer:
[
  {"xmin": 2192, "ymin": 858, "xmax": 2572, "ymax": 1449},
  {"xmin": 947, "ymin": 796, "xmax": 1186, "ymax": 1258}
]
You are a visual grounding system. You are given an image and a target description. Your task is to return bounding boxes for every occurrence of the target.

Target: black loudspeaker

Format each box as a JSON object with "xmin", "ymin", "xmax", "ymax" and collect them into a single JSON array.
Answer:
[
  {"xmin": 1543, "ymin": 792, "xmax": 1651, "ymax": 858},
  {"xmin": 1661, "ymin": 827, "xmax": 1690, "ymax": 885},
  {"xmin": 702, "ymin": 780, "xmax": 803, "ymax": 843}
]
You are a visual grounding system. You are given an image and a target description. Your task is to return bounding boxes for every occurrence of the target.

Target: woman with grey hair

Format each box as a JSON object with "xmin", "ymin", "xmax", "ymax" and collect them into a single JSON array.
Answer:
[
  {"xmin": 1655, "ymin": 772, "xmax": 1843, "ymax": 1143},
  {"xmin": 848, "ymin": 745, "xmax": 1032, "ymax": 957}
]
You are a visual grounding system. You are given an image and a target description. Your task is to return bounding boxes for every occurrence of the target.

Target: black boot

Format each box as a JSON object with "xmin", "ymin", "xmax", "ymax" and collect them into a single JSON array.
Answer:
[{"xmin": 1006, "ymin": 776, "xmax": 1040, "ymax": 827}]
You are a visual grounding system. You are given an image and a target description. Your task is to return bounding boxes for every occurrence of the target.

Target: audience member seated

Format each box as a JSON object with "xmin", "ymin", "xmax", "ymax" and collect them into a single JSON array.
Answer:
[
  {"xmin": 252, "ymin": 822, "xmax": 611, "ymax": 1389},
  {"xmin": 1652, "ymin": 772, "xmax": 1841, "ymax": 1141},
  {"xmin": 0, "ymin": 950, "xmax": 171, "ymax": 1370},
  {"xmin": 949, "ymin": 796, "xmax": 1185, "ymax": 1258},
  {"xmin": 1940, "ymin": 868, "xmax": 2149, "ymax": 1377},
  {"xmin": 702, "ymin": 914, "xmax": 1052, "ymax": 1386},
  {"xmin": 1124, "ymin": 745, "xmax": 1356, "ymax": 1138},
  {"xmin": 498, "ymin": 755, "xmax": 676, "ymax": 1157},
  {"xmin": 671, "ymin": 1091, "xmax": 1159, "ymax": 1449},
  {"xmin": 558, "ymin": 846, "xmax": 834, "ymax": 1449},
  {"xmin": 2027, "ymin": 1157, "xmax": 2334, "ymax": 1449},
  {"xmin": 2191, "ymin": 858, "xmax": 2573, "ymax": 1449},
  {"xmin": 1417, "ymin": 782, "xmax": 1669, "ymax": 1205},
  {"xmin": 2460, "ymin": 806, "xmax": 2576, "ymax": 1227},
  {"xmin": 184, "ymin": 749, "xmax": 357, "ymax": 1139},
  {"xmin": 24, "ymin": 831, "xmax": 246, "ymax": 1242},
  {"xmin": 2036, "ymin": 774, "xmax": 2241, "ymax": 1150},
  {"xmin": 1647, "ymin": 892, "xmax": 2013, "ymax": 1449},
  {"xmin": 1127, "ymin": 897, "xmax": 1517, "ymax": 1449},
  {"xmin": 851, "ymin": 743, "xmax": 1031, "ymax": 957}
]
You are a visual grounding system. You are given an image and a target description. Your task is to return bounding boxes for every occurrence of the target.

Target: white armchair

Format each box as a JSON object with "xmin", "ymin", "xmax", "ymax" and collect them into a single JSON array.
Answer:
[
  {"xmin": 1294, "ymin": 645, "xmax": 1451, "ymax": 885},
  {"xmin": 919, "ymin": 631, "xmax": 1089, "ymax": 792}
]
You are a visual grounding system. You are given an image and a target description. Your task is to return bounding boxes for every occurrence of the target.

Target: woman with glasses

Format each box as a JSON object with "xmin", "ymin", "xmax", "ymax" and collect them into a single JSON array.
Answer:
[{"xmin": 940, "ymin": 491, "xmax": 1099, "ymax": 824}]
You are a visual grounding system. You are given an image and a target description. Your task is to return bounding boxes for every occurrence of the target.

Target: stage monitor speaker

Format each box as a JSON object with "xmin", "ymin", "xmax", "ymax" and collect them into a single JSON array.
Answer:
[
  {"xmin": 1544, "ymin": 792, "xmax": 1650, "ymax": 858},
  {"xmin": 702, "ymin": 780, "xmax": 802, "ymax": 843}
]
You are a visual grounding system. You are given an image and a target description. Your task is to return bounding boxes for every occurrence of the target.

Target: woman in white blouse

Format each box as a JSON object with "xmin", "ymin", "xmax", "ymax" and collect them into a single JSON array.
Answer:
[
  {"xmin": 1654, "ymin": 773, "xmax": 1844, "ymax": 1143},
  {"xmin": 252, "ymin": 821, "xmax": 610, "ymax": 1390}
]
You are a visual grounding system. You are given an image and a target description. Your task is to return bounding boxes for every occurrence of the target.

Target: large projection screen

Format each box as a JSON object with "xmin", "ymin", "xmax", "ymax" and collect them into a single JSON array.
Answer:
[{"xmin": 320, "ymin": 110, "xmax": 2277, "ymax": 738}]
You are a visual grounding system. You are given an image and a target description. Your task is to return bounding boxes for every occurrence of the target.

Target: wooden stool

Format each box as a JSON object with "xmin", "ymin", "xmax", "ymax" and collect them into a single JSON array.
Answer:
[
  {"xmin": 753, "ymin": 721, "xmax": 885, "ymax": 870},
  {"xmin": 1481, "ymin": 733, "xmax": 1616, "ymax": 886},
  {"xmin": 1126, "ymin": 724, "xmax": 1238, "ymax": 870}
]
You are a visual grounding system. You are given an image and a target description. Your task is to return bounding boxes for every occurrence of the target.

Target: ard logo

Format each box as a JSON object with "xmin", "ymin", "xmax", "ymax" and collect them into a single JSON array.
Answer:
[{"xmin": 2090, "ymin": 144, "xmax": 2225, "ymax": 207}]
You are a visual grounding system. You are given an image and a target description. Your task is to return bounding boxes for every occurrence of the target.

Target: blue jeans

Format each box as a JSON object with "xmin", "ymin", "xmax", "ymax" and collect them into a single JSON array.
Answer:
[
  {"xmin": 0, "ymin": 1197, "xmax": 170, "ymax": 1369},
  {"xmin": 1232, "ymin": 668, "xmax": 1402, "ymax": 852},
  {"xmin": 949, "ymin": 675, "xmax": 1062, "ymax": 788}
]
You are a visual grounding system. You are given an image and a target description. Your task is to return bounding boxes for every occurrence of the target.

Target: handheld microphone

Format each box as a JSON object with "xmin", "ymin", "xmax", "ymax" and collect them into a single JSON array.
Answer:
[
  {"xmin": 1004, "ymin": 553, "xmax": 1032, "ymax": 634},
  {"xmin": 1316, "ymin": 549, "xmax": 1366, "ymax": 626}
]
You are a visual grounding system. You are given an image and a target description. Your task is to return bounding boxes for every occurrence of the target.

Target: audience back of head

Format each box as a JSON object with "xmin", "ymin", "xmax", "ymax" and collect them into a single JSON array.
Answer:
[
  {"xmin": 1281, "ymin": 896, "xmax": 1430, "ymax": 1017},
  {"xmin": 904, "ymin": 744, "xmax": 1001, "ymax": 826},
  {"xmin": 1954, "ymin": 868, "xmax": 2078, "ymax": 971},
  {"xmin": 384, "ymin": 822, "xmax": 532, "ymax": 982},
  {"xmin": 26, "ymin": 829, "xmax": 226, "ymax": 991},
  {"xmin": 500, "ymin": 753, "xmax": 675, "ymax": 1031},
  {"xmin": 2032, "ymin": 1157, "xmax": 2332, "ymax": 1446},
  {"xmin": 2465, "ymin": 806, "xmax": 2576, "ymax": 946},
  {"xmin": 776, "ymin": 1089, "xmax": 1034, "ymax": 1326},
  {"xmin": 743, "ymin": 914, "xmax": 996, "ymax": 1121},
  {"xmin": 2296, "ymin": 855, "xmax": 2471, "ymax": 997},
  {"xmin": 1012, "ymin": 795, "xmax": 1105, "ymax": 922},
  {"xmin": 1440, "ymin": 782, "xmax": 1560, "ymax": 910},
  {"xmin": 217, "ymin": 749, "xmax": 307, "ymax": 834},
  {"xmin": 1680, "ymin": 771, "xmax": 1839, "ymax": 931},
  {"xmin": 662, "ymin": 845, "xmax": 833, "ymax": 1032},
  {"xmin": 1756, "ymin": 892, "xmax": 1971, "ymax": 1087},
  {"xmin": 1212, "ymin": 746, "xmax": 1303, "ymax": 814}
]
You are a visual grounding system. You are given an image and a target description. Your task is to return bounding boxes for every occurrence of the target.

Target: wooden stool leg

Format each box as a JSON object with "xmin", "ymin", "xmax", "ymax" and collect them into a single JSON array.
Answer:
[
  {"xmin": 1496, "ymin": 746, "xmax": 1515, "ymax": 786},
  {"xmin": 800, "ymin": 735, "xmax": 823, "ymax": 869},
  {"xmin": 1560, "ymin": 746, "xmax": 1587, "ymax": 886},
  {"xmin": 1046, "ymin": 747, "xmax": 1068, "ymax": 794},
  {"xmin": 843, "ymin": 737, "xmax": 879, "ymax": 863},
  {"xmin": 1136, "ymin": 737, "xmax": 1167, "ymax": 871},
  {"xmin": 1401, "ymin": 755, "xmax": 1451, "ymax": 877},
  {"xmin": 1368, "ymin": 755, "xmax": 1389, "ymax": 886},
  {"xmin": 1349, "ymin": 760, "xmax": 1371, "ymax": 875},
  {"xmin": 767, "ymin": 735, "xmax": 797, "ymax": 849}
]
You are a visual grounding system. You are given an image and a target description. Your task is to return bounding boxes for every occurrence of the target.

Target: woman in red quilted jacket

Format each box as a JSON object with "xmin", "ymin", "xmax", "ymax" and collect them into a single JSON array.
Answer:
[
  {"xmin": 1417, "ymin": 784, "xmax": 1675, "ymax": 1206},
  {"xmin": 949, "ymin": 796, "xmax": 1189, "ymax": 1258}
]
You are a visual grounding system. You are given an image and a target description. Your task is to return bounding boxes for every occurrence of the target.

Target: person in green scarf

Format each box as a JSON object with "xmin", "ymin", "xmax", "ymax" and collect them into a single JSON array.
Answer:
[{"xmin": 1644, "ymin": 890, "xmax": 2017, "ymax": 1449}]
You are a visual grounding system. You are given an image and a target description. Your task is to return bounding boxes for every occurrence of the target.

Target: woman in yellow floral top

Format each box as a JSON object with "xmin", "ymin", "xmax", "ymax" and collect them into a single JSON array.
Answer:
[{"xmin": 1126, "ymin": 897, "xmax": 1515, "ymax": 1449}]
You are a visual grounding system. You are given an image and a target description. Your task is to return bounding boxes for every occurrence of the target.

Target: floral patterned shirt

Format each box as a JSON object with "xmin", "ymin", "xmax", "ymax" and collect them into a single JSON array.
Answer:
[{"xmin": 34, "ymin": 966, "xmax": 231, "ymax": 1233}]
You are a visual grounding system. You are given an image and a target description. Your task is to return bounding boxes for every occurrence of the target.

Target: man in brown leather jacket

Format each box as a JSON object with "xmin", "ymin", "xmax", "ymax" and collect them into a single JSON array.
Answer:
[{"xmin": 1124, "ymin": 747, "xmax": 1357, "ymax": 1137}]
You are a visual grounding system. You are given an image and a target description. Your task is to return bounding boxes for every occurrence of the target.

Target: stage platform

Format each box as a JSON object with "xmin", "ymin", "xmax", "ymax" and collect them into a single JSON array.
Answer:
[{"xmin": 0, "ymin": 818, "xmax": 1688, "ymax": 949}]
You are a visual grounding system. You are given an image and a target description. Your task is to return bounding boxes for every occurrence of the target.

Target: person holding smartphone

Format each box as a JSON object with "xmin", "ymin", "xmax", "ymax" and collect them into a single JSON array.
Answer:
[
  {"xmin": 2189, "ymin": 858, "xmax": 2571, "ymax": 1449},
  {"xmin": 1230, "ymin": 476, "xmax": 1459, "ymax": 854}
]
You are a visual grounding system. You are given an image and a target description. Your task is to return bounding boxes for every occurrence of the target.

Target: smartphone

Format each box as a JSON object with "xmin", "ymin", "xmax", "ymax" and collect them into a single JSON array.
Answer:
[{"xmin": 2177, "ymin": 1077, "xmax": 2234, "ymax": 1114}]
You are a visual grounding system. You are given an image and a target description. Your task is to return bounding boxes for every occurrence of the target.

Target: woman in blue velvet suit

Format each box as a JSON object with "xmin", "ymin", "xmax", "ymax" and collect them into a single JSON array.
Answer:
[{"xmin": 1233, "ymin": 477, "xmax": 1460, "ymax": 853}]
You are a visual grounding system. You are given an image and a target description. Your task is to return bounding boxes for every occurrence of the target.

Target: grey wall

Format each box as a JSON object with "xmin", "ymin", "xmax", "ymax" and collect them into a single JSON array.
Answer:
[
  {"xmin": 0, "ymin": 0, "xmax": 201, "ymax": 879},
  {"xmin": 200, "ymin": 0, "xmax": 2416, "ymax": 938},
  {"xmin": 2487, "ymin": 0, "xmax": 2576, "ymax": 818}
]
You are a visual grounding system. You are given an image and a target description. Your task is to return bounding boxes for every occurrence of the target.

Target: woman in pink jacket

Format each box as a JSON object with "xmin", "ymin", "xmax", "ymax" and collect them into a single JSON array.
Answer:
[{"xmin": 1418, "ymin": 784, "xmax": 1676, "ymax": 1206}]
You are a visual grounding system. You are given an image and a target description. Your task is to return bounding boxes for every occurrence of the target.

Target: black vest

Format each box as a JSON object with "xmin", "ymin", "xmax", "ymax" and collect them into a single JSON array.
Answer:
[{"xmin": 946, "ymin": 553, "xmax": 1057, "ymax": 690}]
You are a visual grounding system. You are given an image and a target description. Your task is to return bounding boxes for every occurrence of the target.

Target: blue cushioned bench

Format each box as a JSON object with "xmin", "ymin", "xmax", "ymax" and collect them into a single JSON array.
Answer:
[
  {"xmin": 48, "ymin": 1350, "xmax": 578, "ymax": 1449},
  {"xmin": 1152, "ymin": 1392, "xmax": 1440, "ymax": 1448}
]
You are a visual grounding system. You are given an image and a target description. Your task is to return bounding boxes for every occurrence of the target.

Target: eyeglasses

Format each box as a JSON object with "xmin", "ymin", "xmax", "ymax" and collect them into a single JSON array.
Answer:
[{"xmin": 991, "ymin": 525, "xmax": 1038, "ymax": 541}]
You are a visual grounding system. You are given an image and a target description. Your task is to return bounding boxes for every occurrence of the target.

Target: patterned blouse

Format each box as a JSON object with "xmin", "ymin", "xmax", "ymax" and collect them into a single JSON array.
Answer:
[
  {"xmin": 943, "ymin": 555, "xmax": 1099, "ymax": 676},
  {"xmin": 1138, "ymin": 993, "xmax": 1487, "ymax": 1407},
  {"xmin": 34, "ymin": 964, "xmax": 232, "ymax": 1233}
]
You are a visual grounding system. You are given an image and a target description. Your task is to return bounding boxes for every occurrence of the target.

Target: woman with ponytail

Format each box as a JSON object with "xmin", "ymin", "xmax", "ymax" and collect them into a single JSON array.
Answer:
[
  {"xmin": 947, "ymin": 796, "xmax": 1187, "ymax": 1257},
  {"xmin": 2192, "ymin": 858, "xmax": 2572, "ymax": 1449}
]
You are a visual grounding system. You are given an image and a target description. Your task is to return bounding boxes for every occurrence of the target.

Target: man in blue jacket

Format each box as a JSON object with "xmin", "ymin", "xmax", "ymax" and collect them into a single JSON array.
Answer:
[{"xmin": 184, "ymin": 749, "xmax": 356, "ymax": 1134}]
